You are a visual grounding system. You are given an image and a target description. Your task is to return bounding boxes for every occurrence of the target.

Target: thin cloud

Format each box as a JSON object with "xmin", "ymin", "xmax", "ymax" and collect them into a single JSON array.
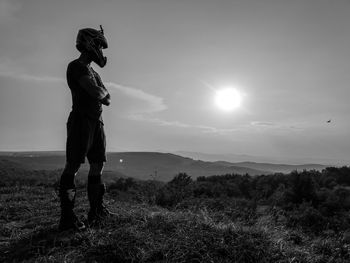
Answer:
[
  {"xmin": 105, "ymin": 82, "xmax": 167, "ymax": 113},
  {"xmin": 130, "ymin": 115, "xmax": 304, "ymax": 135},
  {"xmin": 17, "ymin": 74, "xmax": 64, "ymax": 83},
  {"xmin": 251, "ymin": 121, "xmax": 275, "ymax": 126},
  {"xmin": 129, "ymin": 115, "xmax": 192, "ymax": 128},
  {"xmin": 129, "ymin": 114, "xmax": 240, "ymax": 135},
  {"xmin": 251, "ymin": 121, "xmax": 303, "ymax": 130},
  {"xmin": 0, "ymin": 71, "xmax": 64, "ymax": 83},
  {"xmin": 0, "ymin": 70, "xmax": 167, "ymax": 114}
]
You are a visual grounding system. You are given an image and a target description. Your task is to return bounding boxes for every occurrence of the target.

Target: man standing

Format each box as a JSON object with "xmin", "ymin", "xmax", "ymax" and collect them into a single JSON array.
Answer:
[{"xmin": 58, "ymin": 26, "xmax": 114, "ymax": 231}]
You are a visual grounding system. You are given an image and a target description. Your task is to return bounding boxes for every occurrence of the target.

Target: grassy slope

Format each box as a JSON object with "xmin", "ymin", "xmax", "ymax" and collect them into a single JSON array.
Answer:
[{"xmin": 1, "ymin": 185, "xmax": 349, "ymax": 263}]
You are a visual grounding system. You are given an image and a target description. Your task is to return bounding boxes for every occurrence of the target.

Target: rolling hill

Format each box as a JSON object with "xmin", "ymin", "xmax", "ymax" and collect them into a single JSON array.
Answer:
[
  {"xmin": 104, "ymin": 152, "xmax": 267, "ymax": 181},
  {"xmin": 0, "ymin": 151, "xmax": 328, "ymax": 182},
  {"xmin": 0, "ymin": 151, "xmax": 266, "ymax": 181},
  {"xmin": 214, "ymin": 161, "xmax": 327, "ymax": 174}
]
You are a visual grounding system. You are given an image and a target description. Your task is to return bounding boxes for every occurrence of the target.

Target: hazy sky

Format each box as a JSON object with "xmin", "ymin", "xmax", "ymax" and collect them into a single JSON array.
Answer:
[{"xmin": 1, "ymin": 0, "xmax": 350, "ymax": 163}]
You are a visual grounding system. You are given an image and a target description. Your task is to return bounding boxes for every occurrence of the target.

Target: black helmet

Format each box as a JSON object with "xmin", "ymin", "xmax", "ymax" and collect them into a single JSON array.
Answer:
[{"xmin": 76, "ymin": 25, "xmax": 108, "ymax": 67}]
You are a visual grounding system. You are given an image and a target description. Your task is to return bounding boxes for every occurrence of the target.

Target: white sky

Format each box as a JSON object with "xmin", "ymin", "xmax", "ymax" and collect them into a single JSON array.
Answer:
[{"xmin": 0, "ymin": 0, "xmax": 350, "ymax": 163}]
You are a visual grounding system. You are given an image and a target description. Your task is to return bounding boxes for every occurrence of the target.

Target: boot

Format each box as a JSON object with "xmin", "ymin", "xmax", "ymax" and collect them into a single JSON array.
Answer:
[
  {"xmin": 87, "ymin": 183, "xmax": 116, "ymax": 226},
  {"xmin": 58, "ymin": 187, "xmax": 86, "ymax": 231}
]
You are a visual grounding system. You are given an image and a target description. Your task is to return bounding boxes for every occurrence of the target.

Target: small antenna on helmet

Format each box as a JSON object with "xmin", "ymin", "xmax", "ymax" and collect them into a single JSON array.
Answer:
[{"xmin": 99, "ymin": 25, "xmax": 104, "ymax": 35}]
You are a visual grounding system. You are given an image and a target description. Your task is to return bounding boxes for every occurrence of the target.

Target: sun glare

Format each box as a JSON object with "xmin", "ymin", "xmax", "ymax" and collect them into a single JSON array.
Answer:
[{"xmin": 215, "ymin": 87, "xmax": 242, "ymax": 111}]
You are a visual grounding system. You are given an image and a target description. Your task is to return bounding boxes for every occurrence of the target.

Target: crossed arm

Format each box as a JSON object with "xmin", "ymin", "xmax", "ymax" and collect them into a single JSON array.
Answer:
[{"xmin": 79, "ymin": 75, "xmax": 111, "ymax": 106}]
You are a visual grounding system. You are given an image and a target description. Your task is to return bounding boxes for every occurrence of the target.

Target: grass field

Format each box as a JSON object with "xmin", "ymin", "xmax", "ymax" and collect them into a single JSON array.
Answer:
[{"xmin": 1, "ymin": 180, "xmax": 350, "ymax": 263}]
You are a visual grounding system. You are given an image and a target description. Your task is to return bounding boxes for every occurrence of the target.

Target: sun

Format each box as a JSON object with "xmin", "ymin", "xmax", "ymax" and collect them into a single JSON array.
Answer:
[{"xmin": 215, "ymin": 87, "xmax": 242, "ymax": 111}]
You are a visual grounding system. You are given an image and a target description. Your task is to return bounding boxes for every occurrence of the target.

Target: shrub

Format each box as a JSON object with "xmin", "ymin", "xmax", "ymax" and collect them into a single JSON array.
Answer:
[
  {"xmin": 286, "ymin": 202, "xmax": 326, "ymax": 233},
  {"xmin": 108, "ymin": 177, "xmax": 136, "ymax": 192},
  {"xmin": 155, "ymin": 173, "xmax": 193, "ymax": 208},
  {"xmin": 132, "ymin": 180, "xmax": 163, "ymax": 204},
  {"xmin": 288, "ymin": 171, "xmax": 318, "ymax": 206}
]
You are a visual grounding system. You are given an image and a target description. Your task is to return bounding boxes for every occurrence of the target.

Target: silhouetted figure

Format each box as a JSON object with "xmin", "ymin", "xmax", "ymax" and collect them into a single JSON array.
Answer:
[{"xmin": 58, "ymin": 26, "xmax": 115, "ymax": 231}]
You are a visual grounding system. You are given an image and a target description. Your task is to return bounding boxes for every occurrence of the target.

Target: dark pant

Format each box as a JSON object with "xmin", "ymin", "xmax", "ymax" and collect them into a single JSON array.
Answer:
[{"xmin": 66, "ymin": 112, "xmax": 106, "ymax": 164}]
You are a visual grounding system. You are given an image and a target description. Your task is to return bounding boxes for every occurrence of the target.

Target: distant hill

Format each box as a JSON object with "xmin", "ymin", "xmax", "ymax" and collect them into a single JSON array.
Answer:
[
  {"xmin": 176, "ymin": 151, "xmax": 328, "ymax": 173},
  {"xmin": 175, "ymin": 151, "xmax": 276, "ymax": 163},
  {"xmin": 0, "ymin": 151, "xmax": 267, "ymax": 181},
  {"xmin": 104, "ymin": 152, "xmax": 267, "ymax": 181},
  {"xmin": 0, "ymin": 151, "xmax": 328, "ymax": 182},
  {"xmin": 214, "ymin": 161, "xmax": 327, "ymax": 174}
]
